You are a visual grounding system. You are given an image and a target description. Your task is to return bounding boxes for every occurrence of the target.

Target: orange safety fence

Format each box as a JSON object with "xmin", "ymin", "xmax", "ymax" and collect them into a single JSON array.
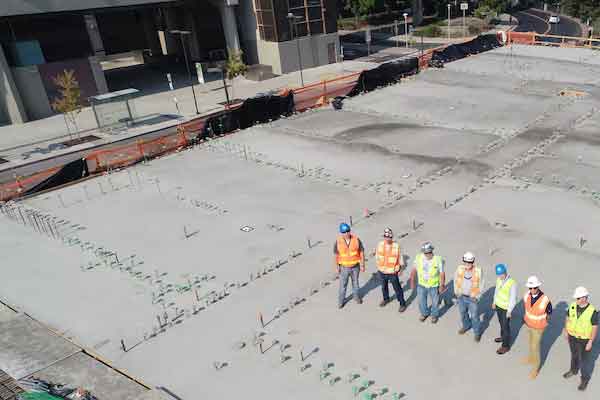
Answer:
[
  {"xmin": 0, "ymin": 117, "xmax": 207, "ymax": 202},
  {"xmin": 291, "ymin": 72, "xmax": 361, "ymax": 112},
  {"xmin": 507, "ymin": 31, "xmax": 536, "ymax": 45}
]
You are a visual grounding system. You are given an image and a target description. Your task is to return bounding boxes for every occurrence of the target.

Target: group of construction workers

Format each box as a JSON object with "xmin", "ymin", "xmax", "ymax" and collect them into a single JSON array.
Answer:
[{"xmin": 334, "ymin": 223, "xmax": 598, "ymax": 391}]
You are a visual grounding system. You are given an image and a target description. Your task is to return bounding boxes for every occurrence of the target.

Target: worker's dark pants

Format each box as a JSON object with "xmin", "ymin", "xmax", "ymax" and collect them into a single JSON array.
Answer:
[
  {"xmin": 378, "ymin": 271, "xmax": 406, "ymax": 306},
  {"xmin": 496, "ymin": 308, "xmax": 511, "ymax": 348},
  {"xmin": 569, "ymin": 335, "xmax": 593, "ymax": 381}
]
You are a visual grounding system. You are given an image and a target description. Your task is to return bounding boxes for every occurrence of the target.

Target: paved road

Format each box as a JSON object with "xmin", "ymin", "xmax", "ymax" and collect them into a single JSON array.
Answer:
[{"xmin": 513, "ymin": 8, "xmax": 582, "ymax": 37}]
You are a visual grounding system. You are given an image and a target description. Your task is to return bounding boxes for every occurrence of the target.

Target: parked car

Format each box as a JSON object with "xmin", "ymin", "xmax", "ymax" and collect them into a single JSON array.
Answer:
[{"xmin": 549, "ymin": 15, "xmax": 560, "ymax": 24}]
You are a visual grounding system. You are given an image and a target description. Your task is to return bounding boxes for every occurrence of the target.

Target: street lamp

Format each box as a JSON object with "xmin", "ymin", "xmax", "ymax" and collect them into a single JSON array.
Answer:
[
  {"xmin": 169, "ymin": 30, "xmax": 199, "ymax": 114},
  {"xmin": 447, "ymin": 4, "xmax": 451, "ymax": 41},
  {"xmin": 403, "ymin": 13, "xmax": 409, "ymax": 48},
  {"xmin": 287, "ymin": 12, "xmax": 305, "ymax": 87}
]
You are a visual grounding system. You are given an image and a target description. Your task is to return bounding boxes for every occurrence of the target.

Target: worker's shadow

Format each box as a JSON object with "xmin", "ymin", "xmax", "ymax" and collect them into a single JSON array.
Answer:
[
  {"xmin": 358, "ymin": 272, "xmax": 382, "ymax": 300},
  {"xmin": 540, "ymin": 301, "xmax": 568, "ymax": 369},
  {"xmin": 510, "ymin": 299, "xmax": 525, "ymax": 346},
  {"xmin": 437, "ymin": 280, "xmax": 455, "ymax": 318},
  {"xmin": 477, "ymin": 287, "xmax": 496, "ymax": 335}
]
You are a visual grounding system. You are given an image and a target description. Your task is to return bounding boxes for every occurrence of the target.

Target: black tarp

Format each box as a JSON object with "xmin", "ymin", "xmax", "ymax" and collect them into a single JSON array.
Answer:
[
  {"xmin": 25, "ymin": 158, "xmax": 89, "ymax": 196},
  {"xmin": 429, "ymin": 34, "xmax": 502, "ymax": 66},
  {"xmin": 203, "ymin": 92, "xmax": 294, "ymax": 136},
  {"xmin": 347, "ymin": 57, "xmax": 419, "ymax": 97}
]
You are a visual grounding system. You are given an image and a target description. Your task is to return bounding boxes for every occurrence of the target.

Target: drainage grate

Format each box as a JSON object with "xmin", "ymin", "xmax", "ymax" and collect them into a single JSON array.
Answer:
[{"xmin": 59, "ymin": 135, "xmax": 101, "ymax": 148}]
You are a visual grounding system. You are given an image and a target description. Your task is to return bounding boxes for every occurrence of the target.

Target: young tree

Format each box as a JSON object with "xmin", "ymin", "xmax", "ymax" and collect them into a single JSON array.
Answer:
[
  {"xmin": 51, "ymin": 69, "xmax": 83, "ymax": 140},
  {"xmin": 225, "ymin": 49, "xmax": 247, "ymax": 80}
]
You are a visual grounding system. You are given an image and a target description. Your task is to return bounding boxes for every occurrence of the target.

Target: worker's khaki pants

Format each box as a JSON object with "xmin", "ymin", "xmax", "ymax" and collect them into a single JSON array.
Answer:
[{"xmin": 527, "ymin": 326, "xmax": 545, "ymax": 370}]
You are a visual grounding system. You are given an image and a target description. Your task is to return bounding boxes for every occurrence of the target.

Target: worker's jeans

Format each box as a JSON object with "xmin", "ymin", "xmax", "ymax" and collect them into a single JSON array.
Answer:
[
  {"xmin": 527, "ymin": 326, "xmax": 545, "ymax": 371},
  {"xmin": 457, "ymin": 295, "xmax": 480, "ymax": 335},
  {"xmin": 568, "ymin": 335, "xmax": 593, "ymax": 381},
  {"xmin": 378, "ymin": 271, "xmax": 406, "ymax": 305},
  {"xmin": 417, "ymin": 285, "xmax": 439, "ymax": 318},
  {"xmin": 338, "ymin": 265, "xmax": 360, "ymax": 306},
  {"xmin": 496, "ymin": 308, "xmax": 511, "ymax": 348}
]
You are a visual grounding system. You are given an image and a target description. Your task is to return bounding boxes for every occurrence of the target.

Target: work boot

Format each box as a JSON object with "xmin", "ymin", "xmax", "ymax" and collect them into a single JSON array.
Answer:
[
  {"xmin": 494, "ymin": 337, "xmax": 503, "ymax": 343},
  {"xmin": 419, "ymin": 315, "xmax": 428, "ymax": 322},
  {"xmin": 563, "ymin": 370, "xmax": 577, "ymax": 379},
  {"xmin": 521, "ymin": 357, "xmax": 533, "ymax": 365},
  {"xmin": 458, "ymin": 328, "xmax": 468, "ymax": 335},
  {"xmin": 496, "ymin": 346, "xmax": 510, "ymax": 355},
  {"xmin": 474, "ymin": 335, "xmax": 481, "ymax": 343},
  {"xmin": 529, "ymin": 369, "xmax": 539, "ymax": 380},
  {"xmin": 398, "ymin": 305, "xmax": 407, "ymax": 313},
  {"xmin": 578, "ymin": 379, "xmax": 590, "ymax": 391},
  {"xmin": 379, "ymin": 299, "xmax": 389, "ymax": 307},
  {"xmin": 354, "ymin": 297, "xmax": 363, "ymax": 305},
  {"xmin": 338, "ymin": 303, "xmax": 344, "ymax": 310},
  {"xmin": 431, "ymin": 317, "xmax": 439, "ymax": 324}
]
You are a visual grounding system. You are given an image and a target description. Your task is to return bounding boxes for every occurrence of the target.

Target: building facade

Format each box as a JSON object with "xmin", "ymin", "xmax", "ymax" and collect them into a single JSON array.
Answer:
[{"xmin": 0, "ymin": 0, "xmax": 339, "ymax": 125}]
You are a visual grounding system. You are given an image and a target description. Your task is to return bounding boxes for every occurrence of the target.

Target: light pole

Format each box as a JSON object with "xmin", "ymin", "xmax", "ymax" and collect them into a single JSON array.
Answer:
[
  {"xmin": 170, "ymin": 30, "xmax": 199, "ymax": 115},
  {"xmin": 447, "ymin": 4, "xmax": 451, "ymax": 41},
  {"xmin": 403, "ymin": 13, "xmax": 409, "ymax": 48},
  {"xmin": 287, "ymin": 12, "xmax": 305, "ymax": 87}
]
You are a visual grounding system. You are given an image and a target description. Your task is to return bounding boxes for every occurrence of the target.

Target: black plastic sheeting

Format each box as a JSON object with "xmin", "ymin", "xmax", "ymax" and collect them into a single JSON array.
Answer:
[
  {"xmin": 203, "ymin": 92, "xmax": 294, "ymax": 136},
  {"xmin": 25, "ymin": 158, "xmax": 89, "ymax": 196},
  {"xmin": 429, "ymin": 34, "xmax": 502, "ymax": 65},
  {"xmin": 347, "ymin": 57, "xmax": 419, "ymax": 97}
]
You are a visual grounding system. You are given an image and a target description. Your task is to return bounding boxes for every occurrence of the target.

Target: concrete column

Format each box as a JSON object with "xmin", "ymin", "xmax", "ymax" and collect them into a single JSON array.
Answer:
[
  {"xmin": 84, "ymin": 14, "xmax": 106, "ymax": 56},
  {"xmin": 141, "ymin": 10, "xmax": 162, "ymax": 57},
  {"xmin": 218, "ymin": 2, "xmax": 241, "ymax": 52},
  {"xmin": 0, "ymin": 44, "xmax": 28, "ymax": 124},
  {"xmin": 412, "ymin": 0, "xmax": 423, "ymax": 26}
]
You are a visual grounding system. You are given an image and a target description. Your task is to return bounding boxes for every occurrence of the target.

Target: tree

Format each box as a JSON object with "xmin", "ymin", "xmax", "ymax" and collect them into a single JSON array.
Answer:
[
  {"xmin": 225, "ymin": 49, "xmax": 247, "ymax": 80},
  {"xmin": 344, "ymin": 0, "xmax": 377, "ymax": 24},
  {"xmin": 51, "ymin": 69, "xmax": 83, "ymax": 140}
]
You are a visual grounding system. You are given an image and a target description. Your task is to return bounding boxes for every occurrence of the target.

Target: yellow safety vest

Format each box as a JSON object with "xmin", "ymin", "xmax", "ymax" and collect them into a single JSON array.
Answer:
[
  {"xmin": 566, "ymin": 302, "xmax": 596, "ymax": 339},
  {"xmin": 494, "ymin": 277, "xmax": 515, "ymax": 310},
  {"xmin": 415, "ymin": 253, "xmax": 442, "ymax": 288},
  {"xmin": 376, "ymin": 241, "xmax": 400, "ymax": 274}
]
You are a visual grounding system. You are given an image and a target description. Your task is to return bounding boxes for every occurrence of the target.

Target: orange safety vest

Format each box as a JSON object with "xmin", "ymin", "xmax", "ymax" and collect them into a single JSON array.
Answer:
[
  {"xmin": 454, "ymin": 265, "xmax": 481, "ymax": 298},
  {"xmin": 336, "ymin": 235, "xmax": 362, "ymax": 267},
  {"xmin": 523, "ymin": 293, "xmax": 549, "ymax": 330},
  {"xmin": 376, "ymin": 241, "xmax": 400, "ymax": 274}
]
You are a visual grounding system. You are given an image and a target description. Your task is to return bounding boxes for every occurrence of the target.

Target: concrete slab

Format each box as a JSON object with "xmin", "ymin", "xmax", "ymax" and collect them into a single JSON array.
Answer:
[
  {"xmin": 0, "ymin": 315, "xmax": 80, "ymax": 379},
  {"xmin": 27, "ymin": 352, "xmax": 148, "ymax": 400}
]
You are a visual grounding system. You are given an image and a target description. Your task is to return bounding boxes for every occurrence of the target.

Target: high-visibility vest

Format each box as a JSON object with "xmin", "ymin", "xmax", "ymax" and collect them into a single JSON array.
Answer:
[
  {"xmin": 523, "ymin": 293, "xmax": 549, "ymax": 329},
  {"xmin": 566, "ymin": 302, "xmax": 596, "ymax": 339},
  {"xmin": 336, "ymin": 235, "xmax": 362, "ymax": 267},
  {"xmin": 494, "ymin": 277, "xmax": 515, "ymax": 310},
  {"xmin": 454, "ymin": 265, "xmax": 481, "ymax": 298},
  {"xmin": 376, "ymin": 241, "xmax": 400, "ymax": 274},
  {"xmin": 415, "ymin": 253, "xmax": 442, "ymax": 288}
]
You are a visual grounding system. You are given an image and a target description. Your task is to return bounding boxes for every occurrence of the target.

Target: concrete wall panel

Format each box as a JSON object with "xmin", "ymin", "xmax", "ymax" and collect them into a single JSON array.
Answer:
[{"xmin": 12, "ymin": 66, "xmax": 53, "ymax": 120}]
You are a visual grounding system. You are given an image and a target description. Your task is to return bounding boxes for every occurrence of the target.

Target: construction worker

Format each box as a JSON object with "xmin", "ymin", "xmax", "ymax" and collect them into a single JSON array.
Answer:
[
  {"xmin": 492, "ymin": 263, "xmax": 517, "ymax": 354},
  {"xmin": 454, "ymin": 252, "xmax": 484, "ymax": 342},
  {"xmin": 333, "ymin": 223, "xmax": 365, "ymax": 309},
  {"xmin": 410, "ymin": 242, "xmax": 445, "ymax": 324},
  {"xmin": 563, "ymin": 286, "xmax": 598, "ymax": 391},
  {"xmin": 522, "ymin": 276, "xmax": 552, "ymax": 379},
  {"xmin": 375, "ymin": 228, "xmax": 406, "ymax": 312}
]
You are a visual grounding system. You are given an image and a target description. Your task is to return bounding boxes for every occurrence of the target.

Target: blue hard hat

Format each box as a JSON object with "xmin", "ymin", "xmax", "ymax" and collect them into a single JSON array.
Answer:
[
  {"xmin": 495, "ymin": 263, "xmax": 507, "ymax": 275},
  {"xmin": 339, "ymin": 223, "xmax": 351, "ymax": 233}
]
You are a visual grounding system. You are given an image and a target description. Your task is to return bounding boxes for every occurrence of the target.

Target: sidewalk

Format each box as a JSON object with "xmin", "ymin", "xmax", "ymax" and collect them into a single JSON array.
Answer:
[{"xmin": 0, "ymin": 59, "xmax": 377, "ymax": 165}]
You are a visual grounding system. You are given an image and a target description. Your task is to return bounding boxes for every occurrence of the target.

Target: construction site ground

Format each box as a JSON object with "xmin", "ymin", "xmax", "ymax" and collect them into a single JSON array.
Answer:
[{"xmin": 2, "ymin": 44, "xmax": 600, "ymax": 399}]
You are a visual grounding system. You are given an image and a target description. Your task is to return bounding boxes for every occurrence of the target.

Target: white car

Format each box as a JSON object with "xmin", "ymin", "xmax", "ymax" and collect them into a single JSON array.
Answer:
[{"xmin": 549, "ymin": 15, "xmax": 560, "ymax": 24}]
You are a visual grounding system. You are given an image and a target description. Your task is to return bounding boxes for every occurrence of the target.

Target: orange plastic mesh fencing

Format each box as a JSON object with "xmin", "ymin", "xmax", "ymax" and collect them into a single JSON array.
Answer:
[
  {"xmin": 0, "ymin": 166, "xmax": 61, "ymax": 201},
  {"xmin": 0, "ymin": 117, "xmax": 207, "ymax": 202},
  {"xmin": 507, "ymin": 31, "xmax": 535, "ymax": 45},
  {"xmin": 292, "ymin": 72, "xmax": 361, "ymax": 112}
]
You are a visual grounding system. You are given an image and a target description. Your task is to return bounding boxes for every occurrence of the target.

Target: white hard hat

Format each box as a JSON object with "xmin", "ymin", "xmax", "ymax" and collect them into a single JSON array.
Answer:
[
  {"xmin": 526, "ymin": 276, "xmax": 542, "ymax": 288},
  {"xmin": 462, "ymin": 252, "xmax": 475, "ymax": 263},
  {"xmin": 573, "ymin": 286, "xmax": 590, "ymax": 299},
  {"xmin": 421, "ymin": 242, "xmax": 434, "ymax": 253}
]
